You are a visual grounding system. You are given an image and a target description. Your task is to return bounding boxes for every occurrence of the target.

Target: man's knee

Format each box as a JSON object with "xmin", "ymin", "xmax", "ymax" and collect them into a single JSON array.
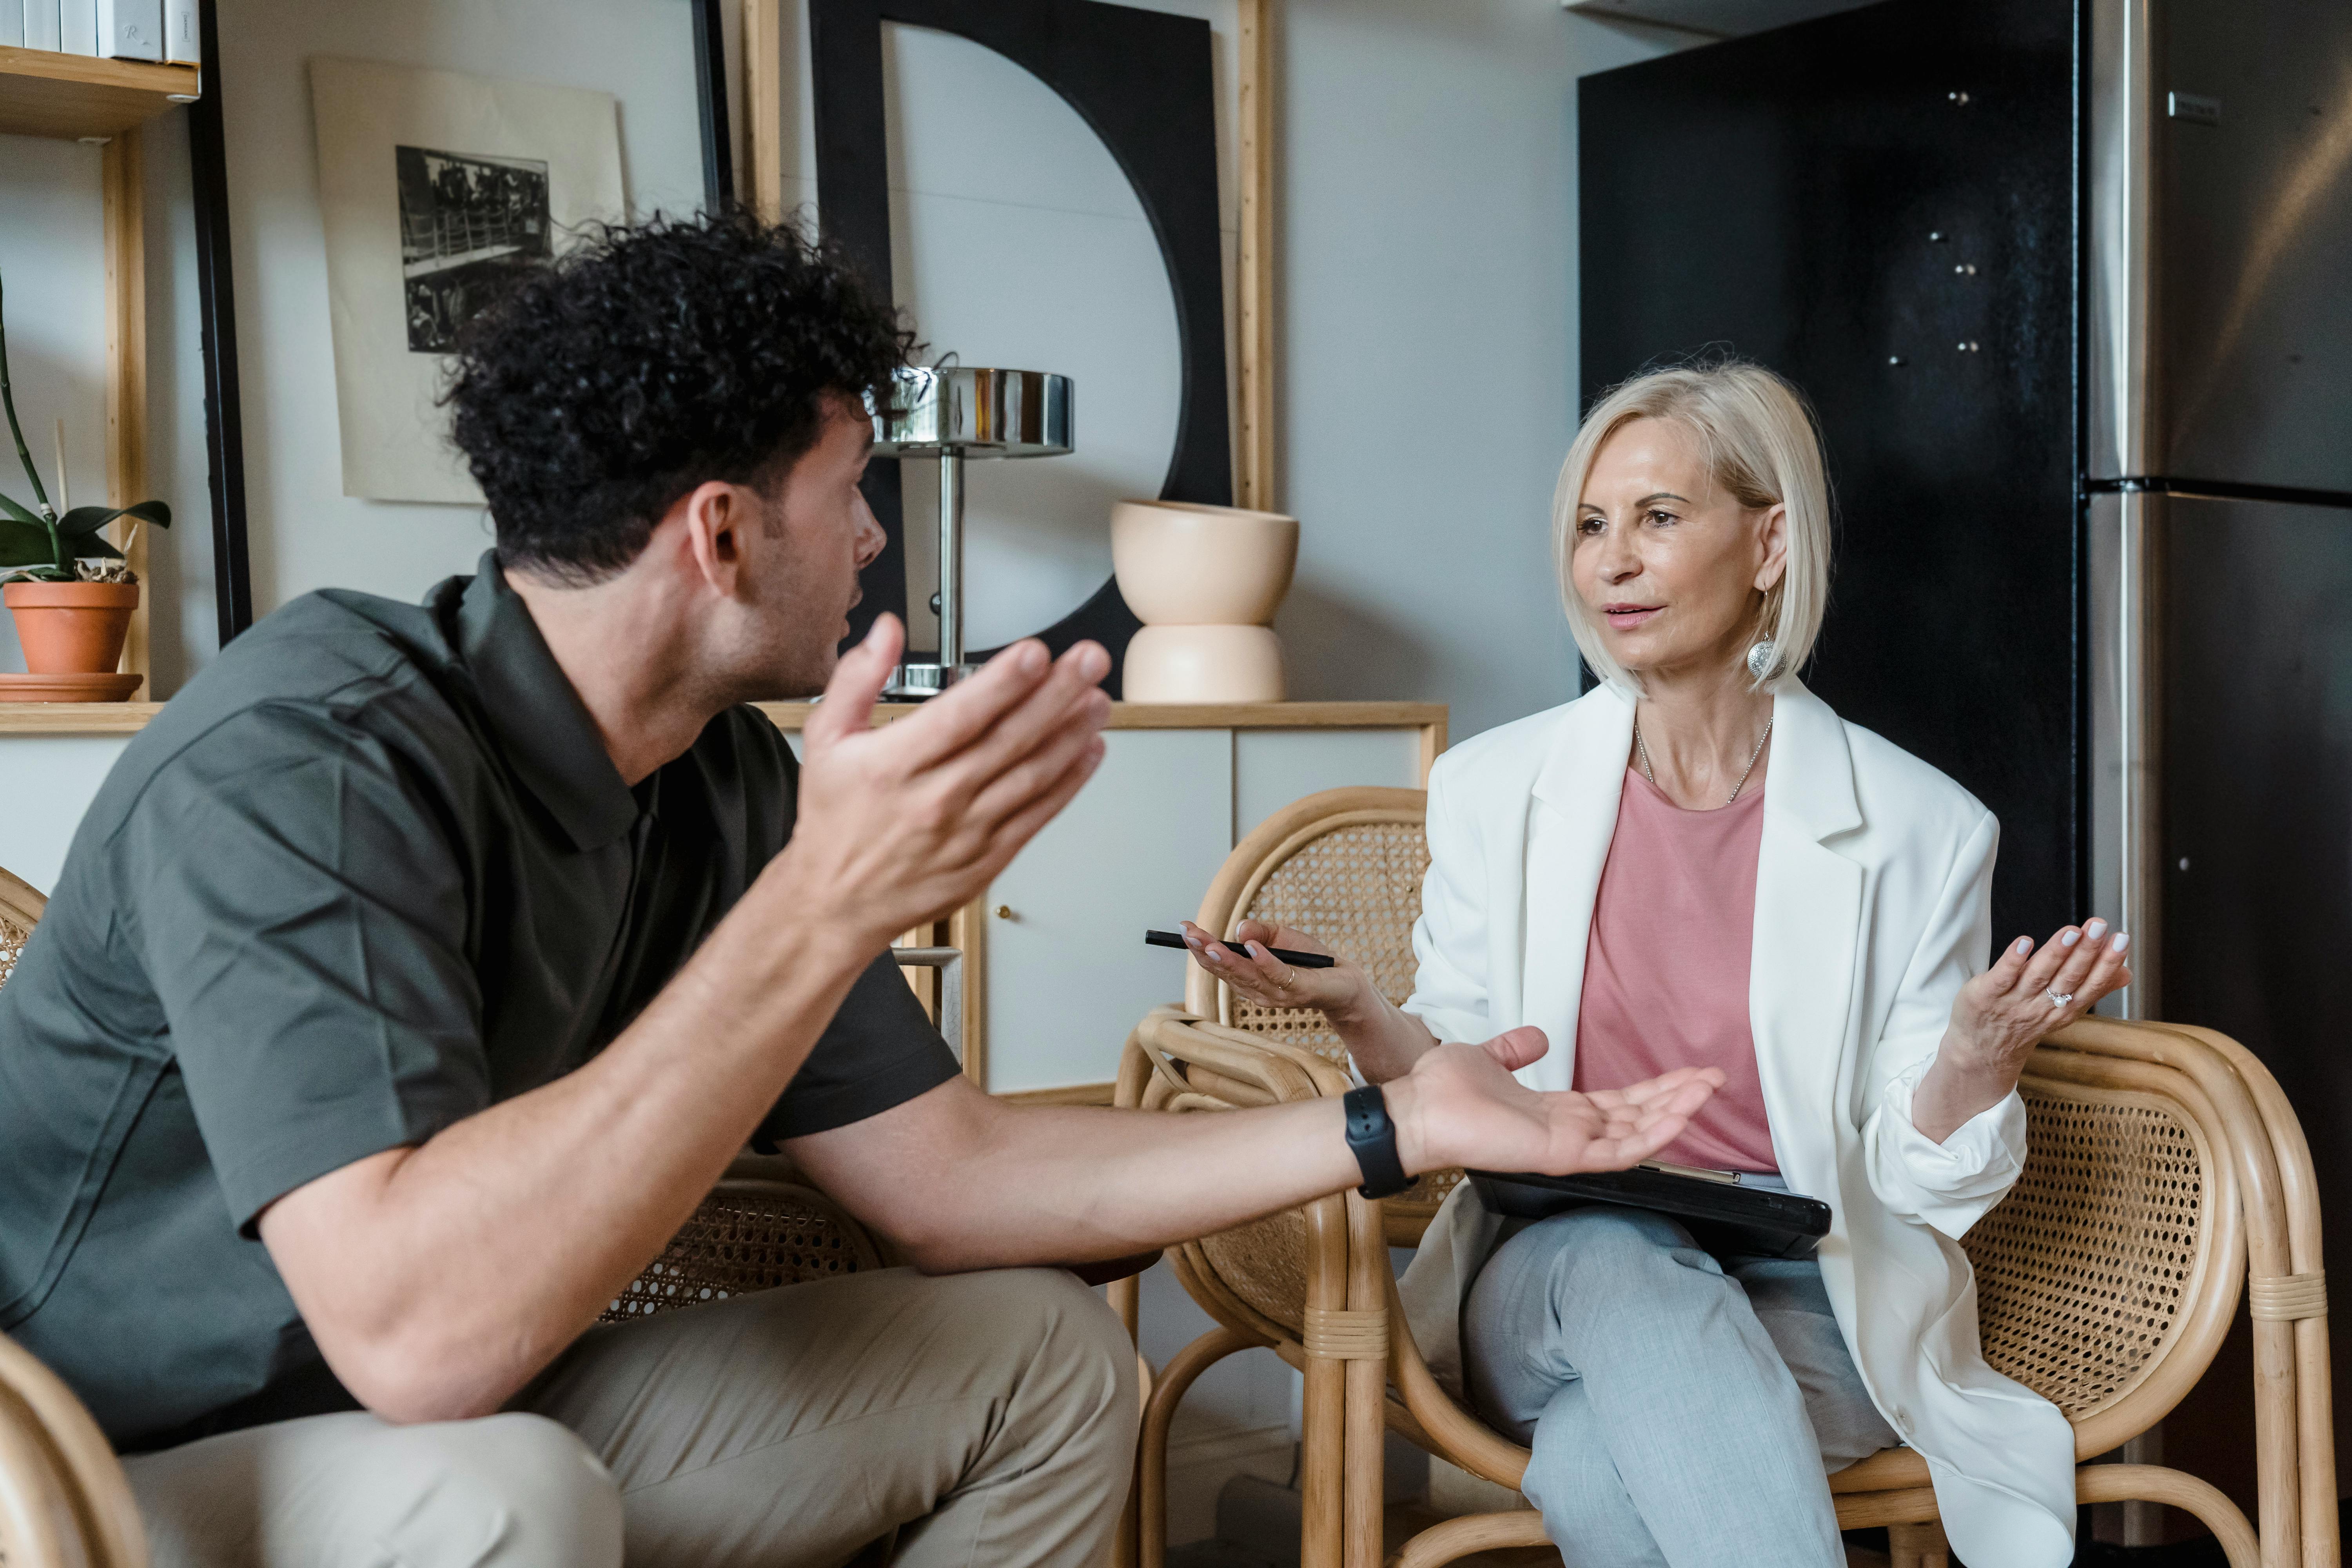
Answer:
[
  {"xmin": 436, "ymin": 1413, "xmax": 626, "ymax": 1567},
  {"xmin": 962, "ymin": 1267, "xmax": 1138, "ymax": 1465},
  {"xmin": 131, "ymin": 1410, "xmax": 622, "ymax": 1568}
]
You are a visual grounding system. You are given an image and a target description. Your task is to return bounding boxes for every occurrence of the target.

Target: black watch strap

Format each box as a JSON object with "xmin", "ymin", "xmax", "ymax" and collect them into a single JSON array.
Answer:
[{"xmin": 1342, "ymin": 1084, "xmax": 1411, "ymax": 1199}]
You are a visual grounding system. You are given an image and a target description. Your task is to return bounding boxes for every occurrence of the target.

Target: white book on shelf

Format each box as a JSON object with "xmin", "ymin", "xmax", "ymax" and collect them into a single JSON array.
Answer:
[
  {"xmin": 0, "ymin": 2, "xmax": 22, "ymax": 48},
  {"xmin": 96, "ymin": 0, "xmax": 159, "ymax": 58},
  {"xmin": 24, "ymin": 0, "xmax": 61, "ymax": 52},
  {"xmin": 59, "ymin": 0, "xmax": 95, "ymax": 54},
  {"xmin": 163, "ymin": 0, "xmax": 194, "ymax": 63}
]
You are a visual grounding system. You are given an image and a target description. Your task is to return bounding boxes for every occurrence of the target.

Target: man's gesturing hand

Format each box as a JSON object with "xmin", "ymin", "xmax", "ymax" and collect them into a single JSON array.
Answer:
[
  {"xmin": 1383, "ymin": 1026, "xmax": 1724, "ymax": 1177},
  {"xmin": 774, "ymin": 615, "xmax": 1111, "ymax": 948}
]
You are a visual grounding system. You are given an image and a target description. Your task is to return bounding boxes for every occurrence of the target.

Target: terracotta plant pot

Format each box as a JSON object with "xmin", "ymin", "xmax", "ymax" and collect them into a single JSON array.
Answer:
[{"xmin": 5, "ymin": 581, "xmax": 139, "ymax": 675}]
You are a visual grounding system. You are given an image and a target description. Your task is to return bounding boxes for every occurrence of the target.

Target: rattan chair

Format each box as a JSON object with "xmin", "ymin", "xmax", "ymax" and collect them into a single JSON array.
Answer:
[{"xmin": 1115, "ymin": 791, "xmax": 2338, "ymax": 1568}]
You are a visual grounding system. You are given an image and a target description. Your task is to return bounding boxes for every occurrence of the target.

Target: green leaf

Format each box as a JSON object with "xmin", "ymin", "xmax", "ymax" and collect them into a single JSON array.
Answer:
[
  {"xmin": 0, "ymin": 516, "xmax": 53, "ymax": 567},
  {"xmin": 73, "ymin": 537, "xmax": 123, "ymax": 561},
  {"xmin": 58, "ymin": 499, "xmax": 171, "ymax": 538},
  {"xmin": 0, "ymin": 491, "xmax": 46, "ymax": 529}
]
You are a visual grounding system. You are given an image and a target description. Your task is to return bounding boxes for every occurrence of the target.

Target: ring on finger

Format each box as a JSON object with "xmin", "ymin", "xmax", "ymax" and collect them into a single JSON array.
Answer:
[
  {"xmin": 2046, "ymin": 988, "xmax": 2074, "ymax": 1008},
  {"xmin": 1277, "ymin": 967, "xmax": 1297, "ymax": 990}
]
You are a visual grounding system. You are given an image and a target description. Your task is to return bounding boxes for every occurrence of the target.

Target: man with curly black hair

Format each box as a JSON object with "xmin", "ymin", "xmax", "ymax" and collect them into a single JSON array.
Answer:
[{"xmin": 0, "ymin": 212, "xmax": 1717, "ymax": 1568}]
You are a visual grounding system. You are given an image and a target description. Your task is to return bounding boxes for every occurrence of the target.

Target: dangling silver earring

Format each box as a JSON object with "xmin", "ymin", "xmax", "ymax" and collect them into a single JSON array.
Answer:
[{"xmin": 1746, "ymin": 637, "xmax": 1778, "ymax": 682}]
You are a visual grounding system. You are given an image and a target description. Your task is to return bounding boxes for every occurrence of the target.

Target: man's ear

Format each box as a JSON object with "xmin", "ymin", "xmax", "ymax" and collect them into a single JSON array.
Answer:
[{"xmin": 678, "ymin": 480, "xmax": 752, "ymax": 597}]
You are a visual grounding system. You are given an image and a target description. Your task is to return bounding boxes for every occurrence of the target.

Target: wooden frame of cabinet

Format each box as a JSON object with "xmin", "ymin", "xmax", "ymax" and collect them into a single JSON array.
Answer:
[{"xmin": 2, "ymin": 44, "xmax": 203, "ymax": 695}]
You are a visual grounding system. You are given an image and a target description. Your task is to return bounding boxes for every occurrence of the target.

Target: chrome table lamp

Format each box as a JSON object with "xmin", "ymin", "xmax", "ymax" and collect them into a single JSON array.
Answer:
[{"xmin": 870, "ymin": 365, "xmax": 1074, "ymax": 699}]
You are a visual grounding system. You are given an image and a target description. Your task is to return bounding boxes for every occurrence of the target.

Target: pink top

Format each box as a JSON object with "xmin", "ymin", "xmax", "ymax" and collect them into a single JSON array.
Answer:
[{"xmin": 1572, "ymin": 766, "xmax": 1778, "ymax": 1174}]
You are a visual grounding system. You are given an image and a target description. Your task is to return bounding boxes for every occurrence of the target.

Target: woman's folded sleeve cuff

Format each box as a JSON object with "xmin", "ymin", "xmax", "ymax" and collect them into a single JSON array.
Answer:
[
  {"xmin": 1866, "ymin": 1055, "xmax": 2028, "ymax": 1239},
  {"xmin": 1399, "ymin": 1000, "xmax": 1486, "ymax": 1048}
]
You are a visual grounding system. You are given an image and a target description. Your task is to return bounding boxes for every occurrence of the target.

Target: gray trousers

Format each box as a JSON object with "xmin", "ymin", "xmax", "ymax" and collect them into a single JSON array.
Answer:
[
  {"xmin": 1461, "ymin": 1207, "xmax": 1898, "ymax": 1568},
  {"xmin": 123, "ymin": 1266, "xmax": 1138, "ymax": 1568}
]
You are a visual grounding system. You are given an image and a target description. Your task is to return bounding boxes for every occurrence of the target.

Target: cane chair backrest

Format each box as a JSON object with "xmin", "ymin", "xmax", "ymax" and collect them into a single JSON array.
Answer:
[
  {"xmin": 1184, "ymin": 789, "xmax": 1462, "ymax": 1236},
  {"xmin": 603, "ymin": 1157, "xmax": 882, "ymax": 1323},
  {"xmin": 0, "ymin": 869, "xmax": 44, "ymax": 995},
  {"xmin": 1188, "ymin": 788, "xmax": 1430, "ymax": 1067},
  {"xmin": 1959, "ymin": 1066, "xmax": 2230, "ymax": 1428}
]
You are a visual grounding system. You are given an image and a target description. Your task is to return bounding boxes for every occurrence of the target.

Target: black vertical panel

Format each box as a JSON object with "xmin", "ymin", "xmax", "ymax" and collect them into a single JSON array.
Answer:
[
  {"xmin": 691, "ymin": 0, "xmax": 735, "ymax": 211},
  {"xmin": 808, "ymin": 0, "xmax": 1230, "ymax": 681},
  {"xmin": 189, "ymin": 0, "xmax": 253, "ymax": 645},
  {"xmin": 2160, "ymin": 490, "xmax": 2352, "ymax": 1509},
  {"xmin": 1579, "ymin": 0, "xmax": 2076, "ymax": 941}
]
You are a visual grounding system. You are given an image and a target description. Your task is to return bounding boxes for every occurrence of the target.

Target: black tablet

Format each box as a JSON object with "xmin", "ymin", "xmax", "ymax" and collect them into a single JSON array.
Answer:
[{"xmin": 1466, "ymin": 1163, "xmax": 1832, "ymax": 1260}]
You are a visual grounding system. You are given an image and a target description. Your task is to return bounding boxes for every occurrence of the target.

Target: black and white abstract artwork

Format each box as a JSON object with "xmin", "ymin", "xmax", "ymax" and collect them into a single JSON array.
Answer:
[{"xmin": 396, "ymin": 146, "xmax": 552, "ymax": 353}]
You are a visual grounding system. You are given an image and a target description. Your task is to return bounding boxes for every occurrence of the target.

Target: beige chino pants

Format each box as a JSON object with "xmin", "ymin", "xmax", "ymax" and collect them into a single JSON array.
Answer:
[{"xmin": 124, "ymin": 1266, "xmax": 1139, "ymax": 1568}]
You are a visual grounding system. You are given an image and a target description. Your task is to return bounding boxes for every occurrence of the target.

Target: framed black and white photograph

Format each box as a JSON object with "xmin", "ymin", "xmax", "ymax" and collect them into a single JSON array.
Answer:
[
  {"xmin": 397, "ymin": 146, "xmax": 553, "ymax": 352},
  {"xmin": 311, "ymin": 58, "xmax": 626, "ymax": 505}
]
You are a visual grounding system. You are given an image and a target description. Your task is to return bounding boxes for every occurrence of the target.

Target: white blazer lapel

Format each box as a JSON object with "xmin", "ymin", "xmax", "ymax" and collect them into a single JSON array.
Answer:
[
  {"xmin": 1517, "ymin": 685, "xmax": 1636, "ymax": 1092},
  {"xmin": 1750, "ymin": 680, "xmax": 1867, "ymax": 1178}
]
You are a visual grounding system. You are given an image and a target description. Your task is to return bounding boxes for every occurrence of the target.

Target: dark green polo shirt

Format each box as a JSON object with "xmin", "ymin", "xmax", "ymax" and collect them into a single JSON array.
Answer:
[{"xmin": 0, "ymin": 555, "xmax": 958, "ymax": 1450}]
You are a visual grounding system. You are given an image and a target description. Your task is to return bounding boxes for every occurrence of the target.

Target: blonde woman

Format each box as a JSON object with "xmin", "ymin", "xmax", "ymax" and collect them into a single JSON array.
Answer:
[{"xmin": 1186, "ymin": 361, "xmax": 2127, "ymax": 1567}]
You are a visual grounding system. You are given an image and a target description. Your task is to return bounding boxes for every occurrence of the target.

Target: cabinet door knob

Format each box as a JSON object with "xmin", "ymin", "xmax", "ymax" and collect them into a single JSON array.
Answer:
[{"xmin": 995, "ymin": 905, "xmax": 1014, "ymax": 920}]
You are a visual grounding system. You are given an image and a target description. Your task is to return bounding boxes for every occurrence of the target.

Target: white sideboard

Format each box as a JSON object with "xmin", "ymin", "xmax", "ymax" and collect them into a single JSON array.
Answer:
[{"xmin": 0, "ymin": 700, "xmax": 1443, "ymax": 1099}]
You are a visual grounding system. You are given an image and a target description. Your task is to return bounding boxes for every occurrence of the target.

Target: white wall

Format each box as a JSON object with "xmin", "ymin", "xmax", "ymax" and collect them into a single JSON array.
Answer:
[
  {"xmin": 213, "ymin": 0, "xmax": 714, "ymax": 629},
  {"xmin": 0, "ymin": 136, "xmax": 115, "ymax": 676},
  {"xmin": 1275, "ymin": 0, "xmax": 1689, "ymax": 740}
]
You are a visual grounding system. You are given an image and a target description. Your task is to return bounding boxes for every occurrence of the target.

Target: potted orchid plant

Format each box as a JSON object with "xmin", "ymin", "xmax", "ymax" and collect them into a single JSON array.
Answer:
[{"xmin": 0, "ymin": 265, "xmax": 170, "ymax": 684}]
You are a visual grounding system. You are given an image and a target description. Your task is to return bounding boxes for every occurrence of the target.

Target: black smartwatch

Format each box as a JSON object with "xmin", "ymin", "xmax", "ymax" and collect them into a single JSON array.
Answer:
[{"xmin": 1342, "ymin": 1084, "xmax": 1411, "ymax": 1199}]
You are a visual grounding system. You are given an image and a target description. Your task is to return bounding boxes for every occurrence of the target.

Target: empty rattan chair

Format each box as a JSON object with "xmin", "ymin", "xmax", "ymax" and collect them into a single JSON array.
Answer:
[{"xmin": 1116, "ymin": 792, "xmax": 2336, "ymax": 1568}]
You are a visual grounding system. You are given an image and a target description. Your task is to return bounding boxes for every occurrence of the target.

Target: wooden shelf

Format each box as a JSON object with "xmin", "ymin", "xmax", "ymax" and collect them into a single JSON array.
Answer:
[
  {"xmin": 0, "ymin": 701, "xmax": 161, "ymax": 733},
  {"xmin": 0, "ymin": 46, "xmax": 199, "ymax": 141},
  {"xmin": 0, "ymin": 699, "xmax": 1448, "ymax": 739},
  {"xmin": 755, "ymin": 700, "xmax": 1448, "ymax": 732}
]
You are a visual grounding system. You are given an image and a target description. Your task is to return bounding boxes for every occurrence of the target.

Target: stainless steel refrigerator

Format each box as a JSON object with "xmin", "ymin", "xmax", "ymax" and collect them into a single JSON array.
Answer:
[{"xmin": 1583, "ymin": 0, "xmax": 2352, "ymax": 1537}]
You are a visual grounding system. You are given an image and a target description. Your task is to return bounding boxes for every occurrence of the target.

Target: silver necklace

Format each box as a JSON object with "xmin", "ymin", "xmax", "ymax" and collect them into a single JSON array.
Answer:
[{"xmin": 1635, "ymin": 716, "xmax": 1775, "ymax": 805}]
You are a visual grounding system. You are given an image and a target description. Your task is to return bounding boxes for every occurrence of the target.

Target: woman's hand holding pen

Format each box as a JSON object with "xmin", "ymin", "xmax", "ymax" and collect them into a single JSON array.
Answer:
[
  {"xmin": 1911, "ymin": 917, "xmax": 2133, "ymax": 1143},
  {"xmin": 1180, "ymin": 920, "xmax": 1369, "ymax": 1019}
]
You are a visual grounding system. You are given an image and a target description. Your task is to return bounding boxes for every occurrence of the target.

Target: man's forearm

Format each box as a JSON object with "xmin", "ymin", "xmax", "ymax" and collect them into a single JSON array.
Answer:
[
  {"xmin": 260, "ymin": 857, "xmax": 884, "ymax": 1423},
  {"xmin": 796, "ymin": 1075, "xmax": 1425, "ymax": 1274}
]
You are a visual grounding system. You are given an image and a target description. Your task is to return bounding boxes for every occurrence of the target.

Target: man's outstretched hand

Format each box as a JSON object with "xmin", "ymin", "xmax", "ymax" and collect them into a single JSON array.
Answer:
[
  {"xmin": 778, "ymin": 615, "xmax": 1111, "ymax": 949},
  {"xmin": 1385, "ymin": 1027, "xmax": 1724, "ymax": 1177}
]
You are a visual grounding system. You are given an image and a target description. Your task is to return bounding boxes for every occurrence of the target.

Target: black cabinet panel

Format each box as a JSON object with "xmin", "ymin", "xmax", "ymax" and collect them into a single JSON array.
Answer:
[
  {"xmin": 1579, "ymin": 0, "xmax": 2077, "ymax": 940},
  {"xmin": 2163, "ymin": 493, "xmax": 2352, "ymax": 1301}
]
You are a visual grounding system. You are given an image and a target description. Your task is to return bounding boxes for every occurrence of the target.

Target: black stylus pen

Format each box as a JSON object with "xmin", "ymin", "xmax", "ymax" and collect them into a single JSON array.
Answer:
[{"xmin": 1144, "ymin": 929, "xmax": 1338, "ymax": 968}]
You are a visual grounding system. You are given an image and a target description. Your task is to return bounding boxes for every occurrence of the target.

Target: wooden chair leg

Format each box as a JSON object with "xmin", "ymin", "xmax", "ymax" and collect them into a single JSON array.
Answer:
[
  {"xmin": 1887, "ymin": 1518, "xmax": 1949, "ymax": 1568},
  {"xmin": 1138, "ymin": 1327, "xmax": 1258, "ymax": 1568}
]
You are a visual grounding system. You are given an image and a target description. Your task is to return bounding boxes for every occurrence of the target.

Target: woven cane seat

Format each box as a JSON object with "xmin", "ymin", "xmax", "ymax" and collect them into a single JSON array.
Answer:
[
  {"xmin": 1960, "ymin": 1082, "xmax": 2212, "ymax": 1419},
  {"xmin": 603, "ymin": 1180, "xmax": 881, "ymax": 1323}
]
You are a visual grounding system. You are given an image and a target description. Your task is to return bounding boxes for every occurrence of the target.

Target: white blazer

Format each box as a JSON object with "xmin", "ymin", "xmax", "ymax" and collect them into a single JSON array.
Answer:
[{"xmin": 1394, "ymin": 677, "xmax": 2075, "ymax": 1568}]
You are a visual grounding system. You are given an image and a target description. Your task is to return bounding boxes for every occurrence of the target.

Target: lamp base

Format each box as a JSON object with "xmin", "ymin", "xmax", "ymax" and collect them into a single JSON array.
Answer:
[{"xmin": 883, "ymin": 662, "xmax": 984, "ymax": 700}]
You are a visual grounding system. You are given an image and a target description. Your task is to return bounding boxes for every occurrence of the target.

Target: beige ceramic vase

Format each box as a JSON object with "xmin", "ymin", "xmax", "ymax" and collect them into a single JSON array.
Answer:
[{"xmin": 1112, "ymin": 500, "xmax": 1299, "ymax": 703}]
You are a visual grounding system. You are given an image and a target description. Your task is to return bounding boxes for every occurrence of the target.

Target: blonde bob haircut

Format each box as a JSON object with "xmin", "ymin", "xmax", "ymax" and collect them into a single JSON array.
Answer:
[{"xmin": 1551, "ymin": 360, "xmax": 1832, "ymax": 693}]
